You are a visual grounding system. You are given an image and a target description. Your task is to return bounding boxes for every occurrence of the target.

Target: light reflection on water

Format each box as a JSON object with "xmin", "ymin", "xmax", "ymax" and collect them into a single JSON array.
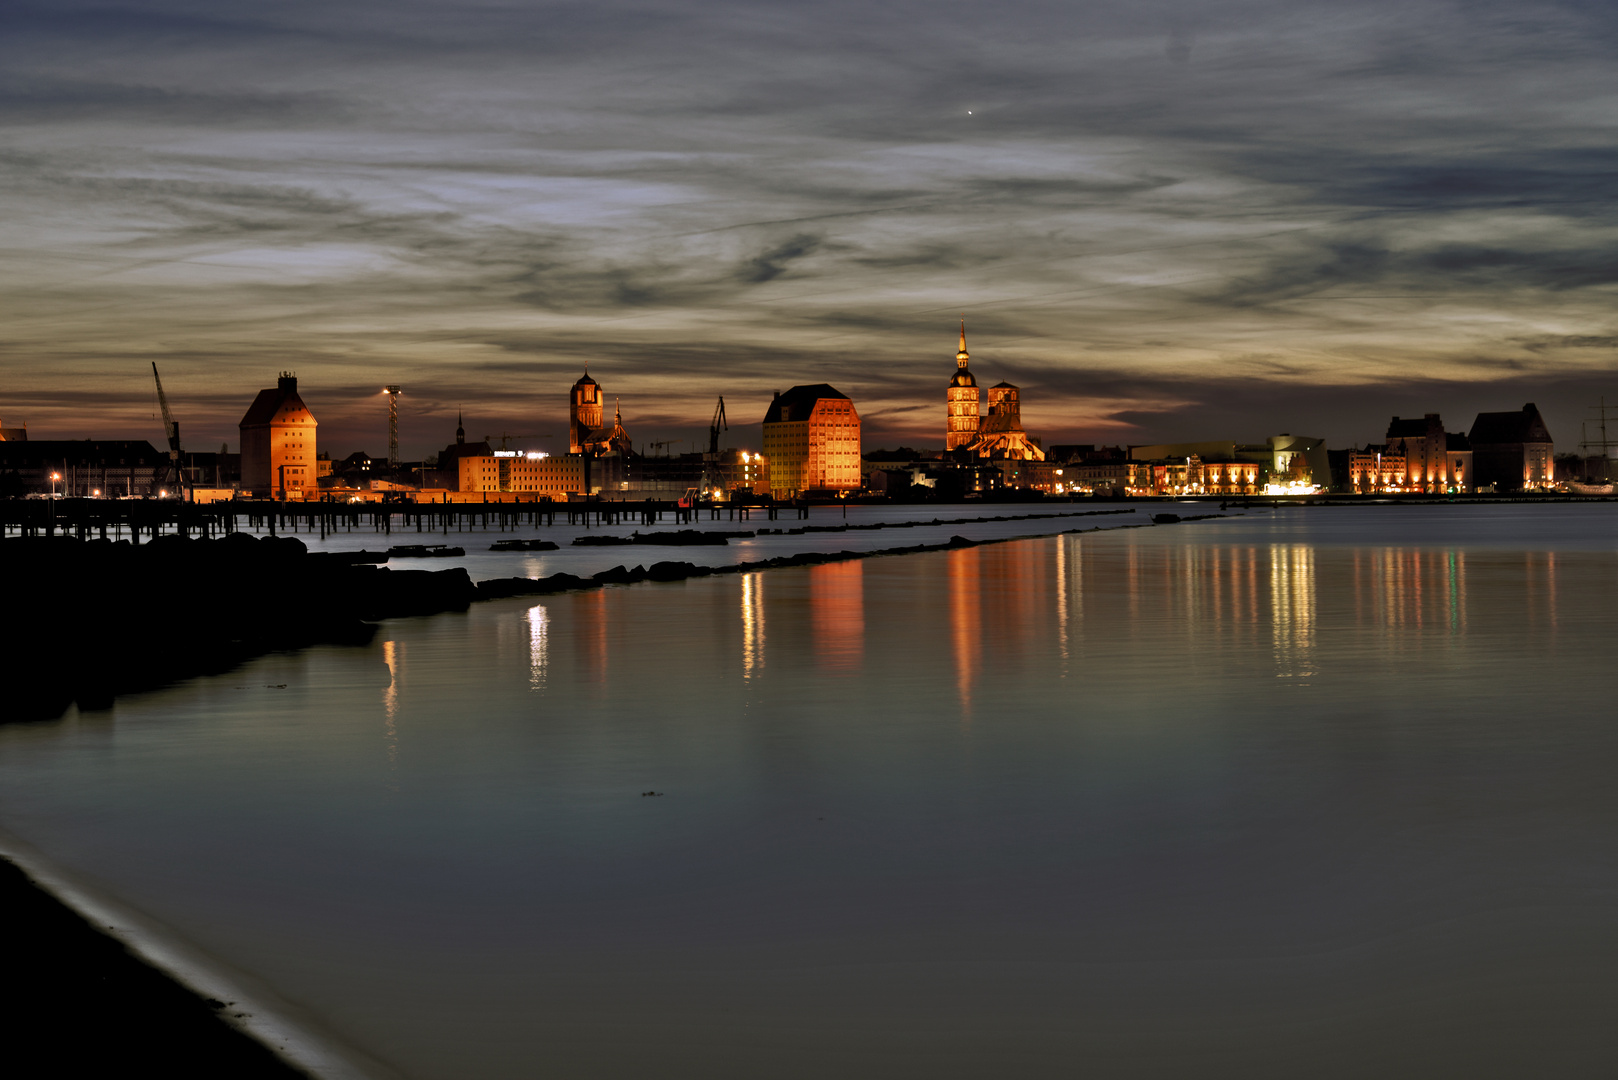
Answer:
[{"xmin": 1, "ymin": 509, "xmax": 1616, "ymax": 1079}]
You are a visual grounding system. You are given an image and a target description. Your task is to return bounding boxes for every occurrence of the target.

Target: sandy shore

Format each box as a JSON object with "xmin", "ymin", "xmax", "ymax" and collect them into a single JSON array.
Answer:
[{"xmin": 0, "ymin": 856, "xmax": 310, "ymax": 1078}]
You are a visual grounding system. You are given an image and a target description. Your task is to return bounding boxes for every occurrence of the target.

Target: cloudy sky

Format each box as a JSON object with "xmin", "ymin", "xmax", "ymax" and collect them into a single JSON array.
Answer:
[{"xmin": 3, "ymin": 0, "xmax": 1616, "ymax": 458}]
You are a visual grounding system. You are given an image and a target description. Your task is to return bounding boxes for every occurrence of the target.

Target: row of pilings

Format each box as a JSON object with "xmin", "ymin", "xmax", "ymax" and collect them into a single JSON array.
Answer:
[{"xmin": 0, "ymin": 497, "xmax": 812, "ymax": 542}]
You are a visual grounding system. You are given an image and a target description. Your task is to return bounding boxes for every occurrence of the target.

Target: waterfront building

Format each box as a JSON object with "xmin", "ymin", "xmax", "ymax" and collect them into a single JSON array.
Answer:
[
  {"xmin": 1345, "ymin": 445, "xmax": 1409, "ymax": 492},
  {"xmin": 0, "ymin": 418, "xmax": 25, "ymax": 441},
  {"xmin": 458, "ymin": 451, "xmax": 587, "ymax": 496},
  {"xmin": 1383, "ymin": 414, "xmax": 1470, "ymax": 492},
  {"xmin": 1267, "ymin": 435, "xmax": 1331, "ymax": 493},
  {"xmin": 239, "ymin": 373, "xmax": 317, "ymax": 498},
  {"xmin": 0, "ymin": 439, "xmax": 165, "ymax": 497},
  {"xmin": 1469, "ymin": 404, "xmax": 1554, "ymax": 491},
  {"xmin": 763, "ymin": 385, "xmax": 862, "ymax": 498},
  {"xmin": 945, "ymin": 322, "xmax": 980, "ymax": 451}
]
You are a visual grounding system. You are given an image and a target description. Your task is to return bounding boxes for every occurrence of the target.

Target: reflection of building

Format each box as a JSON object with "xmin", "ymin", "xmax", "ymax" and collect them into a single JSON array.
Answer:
[
  {"xmin": 945, "ymin": 322, "xmax": 980, "ymax": 451},
  {"xmin": 762, "ymin": 384, "xmax": 861, "ymax": 497},
  {"xmin": 240, "ymin": 373, "xmax": 317, "ymax": 498},
  {"xmin": 1469, "ymin": 403, "xmax": 1554, "ymax": 491},
  {"xmin": 944, "ymin": 325, "xmax": 1044, "ymax": 461}
]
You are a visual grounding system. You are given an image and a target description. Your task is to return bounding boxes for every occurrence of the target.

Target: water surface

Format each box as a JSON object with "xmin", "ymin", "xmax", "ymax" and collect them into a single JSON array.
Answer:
[{"xmin": 3, "ymin": 505, "xmax": 1617, "ymax": 1078}]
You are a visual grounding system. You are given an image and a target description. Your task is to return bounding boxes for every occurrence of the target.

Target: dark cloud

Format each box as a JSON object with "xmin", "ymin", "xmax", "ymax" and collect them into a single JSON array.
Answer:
[{"xmin": 2, "ymin": 0, "xmax": 1617, "ymax": 458}]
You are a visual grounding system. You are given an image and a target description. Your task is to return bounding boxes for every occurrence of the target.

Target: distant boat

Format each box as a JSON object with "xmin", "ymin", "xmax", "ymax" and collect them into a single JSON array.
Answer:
[{"xmin": 1568, "ymin": 481, "xmax": 1615, "ymax": 495}]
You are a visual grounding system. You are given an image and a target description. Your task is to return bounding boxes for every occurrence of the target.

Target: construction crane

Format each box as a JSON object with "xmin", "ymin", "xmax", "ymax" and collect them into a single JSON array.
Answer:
[
  {"xmin": 484, "ymin": 432, "xmax": 551, "ymax": 451},
  {"xmin": 647, "ymin": 439, "xmax": 679, "ymax": 457},
  {"xmin": 709, "ymin": 396, "xmax": 728, "ymax": 455},
  {"xmin": 151, "ymin": 362, "xmax": 187, "ymax": 497}
]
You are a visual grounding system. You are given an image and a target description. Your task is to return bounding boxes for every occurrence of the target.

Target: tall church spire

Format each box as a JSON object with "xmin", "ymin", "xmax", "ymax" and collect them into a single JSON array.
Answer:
[
  {"xmin": 456, "ymin": 409, "xmax": 465, "ymax": 444},
  {"xmin": 956, "ymin": 318, "xmax": 970, "ymax": 368}
]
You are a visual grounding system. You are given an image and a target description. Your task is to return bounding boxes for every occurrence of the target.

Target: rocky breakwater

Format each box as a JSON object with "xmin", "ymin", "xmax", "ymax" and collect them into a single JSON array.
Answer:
[{"xmin": 9, "ymin": 533, "xmax": 478, "ymax": 723}]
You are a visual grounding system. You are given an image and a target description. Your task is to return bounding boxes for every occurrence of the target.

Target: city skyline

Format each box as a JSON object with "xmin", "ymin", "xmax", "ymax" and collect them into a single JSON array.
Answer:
[{"xmin": 3, "ymin": 1, "xmax": 1617, "ymax": 456}]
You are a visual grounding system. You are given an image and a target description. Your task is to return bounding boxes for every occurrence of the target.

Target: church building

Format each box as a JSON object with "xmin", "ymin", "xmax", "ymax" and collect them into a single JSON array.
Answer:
[
  {"xmin": 944, "ymin": 324, "xmax": 1044, "ymax": 461},
  {"xmin": 569, "ymin": 369, "xmax": 634, "ymax": 456}
]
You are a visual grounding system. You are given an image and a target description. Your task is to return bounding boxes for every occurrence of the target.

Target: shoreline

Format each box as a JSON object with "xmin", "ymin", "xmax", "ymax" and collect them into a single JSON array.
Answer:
[{"xmin": 0, "ymin": 832, "xmax": 393, "ymax": 1079}]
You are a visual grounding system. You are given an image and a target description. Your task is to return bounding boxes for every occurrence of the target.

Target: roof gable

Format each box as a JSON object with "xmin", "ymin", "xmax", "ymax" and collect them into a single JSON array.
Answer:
[{"xmin": 764, "ymin": 384, "xmax": 849, "ymax": 424}]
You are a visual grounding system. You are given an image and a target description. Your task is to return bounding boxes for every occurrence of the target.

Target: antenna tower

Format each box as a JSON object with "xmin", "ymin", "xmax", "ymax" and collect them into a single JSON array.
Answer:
[{"xmin": 384, "ymin": 385, "xmax": 402, "ymax": 464}]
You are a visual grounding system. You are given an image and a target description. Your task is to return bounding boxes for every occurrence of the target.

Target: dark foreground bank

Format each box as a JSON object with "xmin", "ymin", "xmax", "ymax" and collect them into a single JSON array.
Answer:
[{"xmin": 0, "ymin": 857, "xmax": 309, "ymax": 1078}]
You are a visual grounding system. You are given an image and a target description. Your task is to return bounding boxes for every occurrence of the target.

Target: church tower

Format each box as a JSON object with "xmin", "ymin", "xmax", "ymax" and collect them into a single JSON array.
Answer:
[
  {"xmin": 945, "ymin": 320, "xmax": 981, "ymax": 451},
  {"xmin": 569, "ymin": 369, "xmax": 603, "ymax": 454}
]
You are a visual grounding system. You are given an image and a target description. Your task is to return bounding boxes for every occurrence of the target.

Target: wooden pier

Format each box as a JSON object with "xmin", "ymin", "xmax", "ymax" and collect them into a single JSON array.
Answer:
[{"xmin": 0, "ymin": 498, "xmax": 812, "ymax": 541}]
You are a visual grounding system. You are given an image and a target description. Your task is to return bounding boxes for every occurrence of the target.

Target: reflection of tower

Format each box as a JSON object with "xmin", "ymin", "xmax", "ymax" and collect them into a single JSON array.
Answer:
[
  {"xmin": 570, "ymin": 369, "xmax": 603, "ymax": 454},
  {"xmin": 946, "ymin": 320, "xmax": 981, "ymax": 451}
]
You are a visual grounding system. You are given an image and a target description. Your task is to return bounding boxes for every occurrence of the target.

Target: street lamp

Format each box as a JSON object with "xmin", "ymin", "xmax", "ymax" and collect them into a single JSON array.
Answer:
[{"xmin": 50, "ymin": 472, "xmax": 60, "ymax": 498}]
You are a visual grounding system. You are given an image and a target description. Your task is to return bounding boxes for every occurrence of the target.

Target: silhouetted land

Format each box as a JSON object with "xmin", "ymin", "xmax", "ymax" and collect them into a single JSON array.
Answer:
[{"xmin": 0, "ymin": 857, "xmax": 308, "ymax": 1078}]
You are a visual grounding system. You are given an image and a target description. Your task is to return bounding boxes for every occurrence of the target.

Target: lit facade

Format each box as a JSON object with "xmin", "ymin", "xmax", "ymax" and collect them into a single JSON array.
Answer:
[
  {"xmin": 1384, "ymin": 414, "xmax": 1470, "ymax": 492},
  {"xmin": 239, "ymin": 373, "xmax": 317, "ymax": 498},
  {"xmin": 945, "ymin": 322, "xmax": 980, "ymax": 451},
  {"xmin": 458, "ymin": 452, "xmax": 587, "ymax": 495},
  {"xmin": 762, "ymin": 384, "xmax": 861, "ymax": 498}
]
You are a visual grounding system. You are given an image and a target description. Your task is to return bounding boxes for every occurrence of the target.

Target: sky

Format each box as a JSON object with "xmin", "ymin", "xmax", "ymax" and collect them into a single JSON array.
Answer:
[{"xmin": 2, "ymin": 0, "xmax": 1616, "ymax": 459}]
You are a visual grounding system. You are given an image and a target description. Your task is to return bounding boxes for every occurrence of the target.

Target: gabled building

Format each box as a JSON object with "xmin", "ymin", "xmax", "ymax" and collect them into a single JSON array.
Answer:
[
  {"xmin": 239, "ymin": 373, "xmax": 316, "ymax": 498},
  {"xmin": 1469, "ymin": 403, "xmax": 1554, "ymax": 491},
  {"xmin": 763, "ymin": 384, "xmax": 861, "ymax": 498}
]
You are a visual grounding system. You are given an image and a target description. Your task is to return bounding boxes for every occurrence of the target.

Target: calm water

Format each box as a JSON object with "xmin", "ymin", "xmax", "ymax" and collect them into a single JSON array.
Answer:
[{"xmin": 3, "ymin": 504, "xmax": 1618, "ymax": 1078}]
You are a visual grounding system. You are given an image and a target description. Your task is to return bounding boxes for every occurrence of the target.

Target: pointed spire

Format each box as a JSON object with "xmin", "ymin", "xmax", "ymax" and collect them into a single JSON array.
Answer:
[
  {"xmin": 956, "ymin": 317, "xmax": 970, "ymax": 367},
  {"xmin": 615, "ymin": 396, "xmax": 621, "ymax": 424},
  {"xmin": 456, "ymin": 409, "xmax": 465, "ymax": 444}
]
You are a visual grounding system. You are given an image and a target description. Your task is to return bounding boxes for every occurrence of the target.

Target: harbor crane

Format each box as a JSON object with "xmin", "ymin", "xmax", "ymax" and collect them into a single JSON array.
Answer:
[
  {"xmin": 151, "ymin": 362, "xmax": 188, "ymax": 497},
  {"xmin": 484, "ymin": 433, "xmax": 551, "ymax": 451},
  {"xmin": 708, "ymin": 396, "xmax": 728, "ymax": 455}
]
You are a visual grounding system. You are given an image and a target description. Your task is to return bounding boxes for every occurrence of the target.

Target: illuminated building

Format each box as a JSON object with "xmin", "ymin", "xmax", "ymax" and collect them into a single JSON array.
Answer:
[
  {"xmin": 943, "ymin": 324, "xmax": 1045, "ymax": 462},
  {"xmin": 569, "ymin": 371, "xmax": 635, "ymax": 457},
  {"xmin": 1346, "ymin": 445, "xmax": 1408, "ymax": 492},
  {"xmin": 1469, "ymin": 403, "xmax": 1554, "ymax": 491},
  {"xmin": 1384, "ymin": 414, "xmax": 1470, "ymax": 492},
  {"xmin": 762, "ymin": 384, "xmax": 861, "ymax": 497},
  {"xmin": 569, "ymin": 370, "xmax": 603, "ymax": 454},
  {"xmin": 968, "ymin": 382, "xmax": 1046, "ymax": 461},
  {"xmin": 239, "ymin": 373, "xmax": 316, "ymax": 498},
  {"xmin": 0, "ymin": 418, "xmax": 25, "ymax": 441},
  {"xmin": 945, "ymin": 321, "xmax": 980, "ymax": 451},
  {"xmin": 458, "ymin": 451, "xmax": 586, "ymax": 495}
]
